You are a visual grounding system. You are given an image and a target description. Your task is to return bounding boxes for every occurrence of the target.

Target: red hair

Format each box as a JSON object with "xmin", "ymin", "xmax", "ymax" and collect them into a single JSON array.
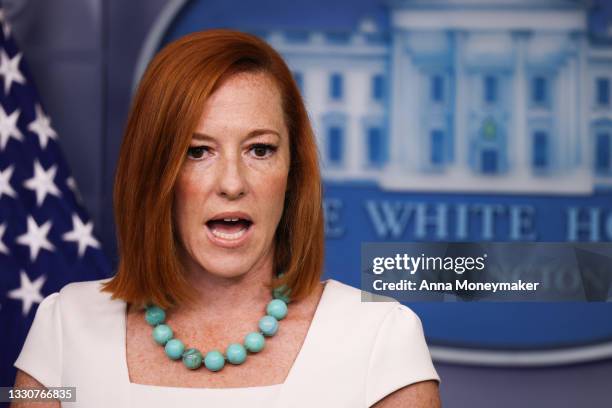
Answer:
[{"xmin": 101, "ymin": 30, "xmax": 324, "ymax": 309}]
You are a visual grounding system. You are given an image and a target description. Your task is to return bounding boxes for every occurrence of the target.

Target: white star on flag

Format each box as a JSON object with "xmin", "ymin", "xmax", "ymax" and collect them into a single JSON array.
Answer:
[
  {"xmin": 7, "ymin": 270, "xmax": 46, "ymax": 316},
  {"xmin": 16, "ymin": 216, "xmax": 55, "ymax": 262},
  {"xmin": 23, "ymin": 160, "xmax": 61, "ymax": 206},
  {"xmin": 28, "ymin": 104, "xmax": 57, "ymax": 149},
  {"xmin": 0, "ymin": 222, "xmax": 9, "ymax": 254},
  {"xmin": 63, "ymin": 214, "xmax": 100, "ymax": 258},
  {"xmin": 0, "ymin": 50, "xmax": 25, "ymax": 94},
  {"xmin": 0, "ymin": 164, "xmax": 16, "ymax": 199},
  {"xmin": 0, "ymin": 104, "xmax": 22, "ymax": 149}
]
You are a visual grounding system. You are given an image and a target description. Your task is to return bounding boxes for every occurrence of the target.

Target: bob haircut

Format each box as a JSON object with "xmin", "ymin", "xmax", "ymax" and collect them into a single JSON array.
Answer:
[{"xmin": 102, "ymin": 30, "xmax": 324, "ymax": 309}]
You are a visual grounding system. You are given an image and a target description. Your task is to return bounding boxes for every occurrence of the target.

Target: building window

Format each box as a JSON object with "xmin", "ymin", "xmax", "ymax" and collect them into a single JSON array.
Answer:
[
  {"xmin": 481, "ymin": 149, "xmax": 498, "ymax": 173},
  {"xmin": 367, "ymin": 126, "xmax": 386, "ymax": 166},
  {"xmin": 293, "ymin": 71, "xmax": 303, "ymax": 94},
  {"xmin": 327, "ymin": 126, "xmax": 343, "ymax": 164},
  {"xmin": 532, "ymin": 130, "xmax": 549, "ymax": 169},
  {"xmin": 431, "ymin": 75, "xmax": 444, "ymax": 103},
  {"xmin": 532, "ymin": 76, "xmax": 547, "ymax": 106},
  {"xmin": 484, "ymin": 75, "xmax": 498, "ymax": 104},
  {"xmin": 372, "ymin": 74, "xmax": 384, "ymax": 102},
  {"xmin": 329, "ymin": 73, "xmax": 343, "ymax": 100},
  {"xmin": 596, "ymin": 78, "xmax": 610, "ymax": 106},
  {"xmin": 430, "ymin": 129, "xmax": 445, "ymax": 165},
  {"xmin": 596, "ymin": 132, "xmax": 611, "ymax": 173}
]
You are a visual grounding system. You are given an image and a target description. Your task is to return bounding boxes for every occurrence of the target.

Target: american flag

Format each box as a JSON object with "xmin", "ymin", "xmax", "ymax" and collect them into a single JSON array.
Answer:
[{"xmin": 0, "ymin": 9, "xmax": 111, "ymax": 388}]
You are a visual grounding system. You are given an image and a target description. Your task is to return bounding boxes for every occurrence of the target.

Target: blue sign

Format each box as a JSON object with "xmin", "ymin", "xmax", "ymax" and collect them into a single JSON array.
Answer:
[{"xmin": 138, "ymin": 0, "xmax": 612, "ymax": 365}]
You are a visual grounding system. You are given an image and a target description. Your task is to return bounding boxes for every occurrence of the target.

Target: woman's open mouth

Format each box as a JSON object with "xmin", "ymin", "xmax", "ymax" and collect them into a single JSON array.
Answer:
[{"xmin": 205, "ymin": 216, "xmax": 253, "ymax": 248}]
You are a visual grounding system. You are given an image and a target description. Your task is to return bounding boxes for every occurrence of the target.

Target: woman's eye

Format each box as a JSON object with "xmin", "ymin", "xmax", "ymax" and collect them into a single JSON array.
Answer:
[
  {"xmin": 187, "ymin": 146, "xmax": 210, "ymax": 160},
  {"xmin": 249, "ymin": 143, "xmax": 277, "ymax": 158}
]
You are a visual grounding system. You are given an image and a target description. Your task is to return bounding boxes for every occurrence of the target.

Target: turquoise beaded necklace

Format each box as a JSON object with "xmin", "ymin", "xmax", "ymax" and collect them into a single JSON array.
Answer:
[{"xmin": 144, "ymin": 284, "xmax": 291, "ymax": 372}]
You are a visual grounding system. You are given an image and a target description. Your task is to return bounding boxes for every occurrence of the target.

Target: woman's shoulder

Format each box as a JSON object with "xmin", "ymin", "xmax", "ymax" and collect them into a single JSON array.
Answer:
[
  {"xmin": 323, "ymin": 278, "xmax": 419, "ymax": 327},
  {"xmin": 51, "ymin": 278, "xmax": 126, "ymax": 348},
  {"xmin": 58, "ymin": 276, "xmax": 113, "ymax": 297},
  {"xmin": 49, "ymin": 277, "xmax": 125, "ymax": 319},
  {"xmin": 57, "ymin": 276, "xmax": 115, "ymax": 300},
  {"xmin": 14, "ymin": 278, "xmax": 125, "ymax": 388}
]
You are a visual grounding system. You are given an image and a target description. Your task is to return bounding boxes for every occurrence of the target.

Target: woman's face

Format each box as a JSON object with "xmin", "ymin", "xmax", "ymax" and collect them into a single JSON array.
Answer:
[{"xmin": 174, "ymin": 71, "xmax": 290, "ymax": 280}]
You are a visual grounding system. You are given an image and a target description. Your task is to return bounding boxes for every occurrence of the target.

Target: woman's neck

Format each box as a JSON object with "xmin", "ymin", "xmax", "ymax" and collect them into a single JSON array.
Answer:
[
  {"xmin": 185, "ymin": 270, "xmax": 272, "ymax": 310},
  {"xmin": 173, "ymin": 252, "xmax": 276, "ymax": 320}
]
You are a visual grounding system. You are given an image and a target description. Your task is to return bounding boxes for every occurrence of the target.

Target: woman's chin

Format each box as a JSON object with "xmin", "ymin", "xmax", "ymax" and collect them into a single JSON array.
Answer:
[{"xmin": 194, "ymin": 258, "xmax": 258, "ymax": 280}]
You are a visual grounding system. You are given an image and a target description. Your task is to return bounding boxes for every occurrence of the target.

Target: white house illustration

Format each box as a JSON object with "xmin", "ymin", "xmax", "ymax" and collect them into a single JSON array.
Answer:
[{"xmin": 262, "ymin": 0, "xmax": 612, "ymax": 194}]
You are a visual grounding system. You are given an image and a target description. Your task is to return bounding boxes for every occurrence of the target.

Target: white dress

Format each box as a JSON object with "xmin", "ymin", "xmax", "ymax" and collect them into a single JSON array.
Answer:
[{"xmin": 14, "ymin": 278, "xmax": 440, "ymax": 407}]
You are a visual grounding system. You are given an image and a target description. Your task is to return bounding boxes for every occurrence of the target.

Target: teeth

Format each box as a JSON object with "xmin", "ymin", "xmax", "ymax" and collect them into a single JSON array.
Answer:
[
  {"xmin": 210, "ymin": 225, "xmax": 248, "ymax": 240},
  {"xmin": 222, "ymin": 217, "xmax": 240, "ymax": 222}
]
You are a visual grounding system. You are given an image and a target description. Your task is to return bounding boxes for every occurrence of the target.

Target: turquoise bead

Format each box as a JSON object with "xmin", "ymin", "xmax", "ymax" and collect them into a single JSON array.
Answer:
[
  {"xmin": 165, "ymin": 338, "xmax": 185, "ymax": 360},
  {"xmin": 145, "ymin": 285, "xmax": 291, "ymax": 374},
  {"xmin": 204, "ymin": 350, "xmax": 225, "ymax": 371},
  {"xmin": 258, "ymin": 315, "xmax": 279, "ymax": 336},
  {"xmin": 266, "ymin": 299, "xmax": 288, "ymax": 320},
  {"xmin": 226, "ymin": 343, "xmax": 247, "ymax": 365},
  {"xmin": 182, "ymin": 348, "xmax": 203, "ymax": 370},
  {"xmin": 145, "ymin": 306, "xmax": 166, "ymax": 326},
  {"xmin": 273, "ymin": 285, "xmax": 291, "ymax": 303},
  {"xmin": 244, "ymin": 332, "xmax": 265, "ymax": 352},
  {"xmin": 152, "ymin": 324, "xmax": 173, "ymax": 345}
]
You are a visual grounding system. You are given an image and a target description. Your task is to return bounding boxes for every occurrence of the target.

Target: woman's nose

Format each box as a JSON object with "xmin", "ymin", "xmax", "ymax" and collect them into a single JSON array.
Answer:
[{"xmin": 216, "ymin": 155, "xmax": 248, "ymax": 199}]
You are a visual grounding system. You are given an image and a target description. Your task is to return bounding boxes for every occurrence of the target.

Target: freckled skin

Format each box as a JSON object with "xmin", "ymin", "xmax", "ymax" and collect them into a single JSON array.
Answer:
[{"xmin": 173, "ymin": 72, "xmax": 291, "ymax": 280}]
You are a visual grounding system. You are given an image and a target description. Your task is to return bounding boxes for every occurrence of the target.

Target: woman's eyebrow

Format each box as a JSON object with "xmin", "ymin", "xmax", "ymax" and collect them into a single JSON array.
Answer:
[
  {"xmin": 192, "ymin": 129, "xmax": 281, "ymax": 141},
  {"xmin": 192, "ymin": 132, "xmax": 215, "ymax": 141},
  {"xmin": 245, "ymin": 128, "xmax": 281, "ymax": 141}
]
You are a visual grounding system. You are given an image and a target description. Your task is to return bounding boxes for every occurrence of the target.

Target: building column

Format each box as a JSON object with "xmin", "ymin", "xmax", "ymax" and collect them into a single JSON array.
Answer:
[
  {"xmin": 567, "ymin": 55, "xmax": 578, "ymax": 170},
  {"xmin": 576, "ymin": 31, "xmax": 589, "ymax": 170},
  {"xmin": 557, "ymin": 58, "xmax": 571, "ymax": 171},
  {"xmin": 512, "ymin": 31, "xmax": 529, "ymax": 177},
  {"xmin": 405, "ymin": 52, "xmax": 421, "ymax": 172},
  {"xmin": 389, "ymin": 31, "xmax": 418, "ymax": 174},
  {"xmin": 452, "ymin": 30, "xmax": 467, "ymax": 174},
  {"xmin": 347, "ymin": 73, "xmax": 361, "ymax": 175},
  {"xmin": 388, "ymin": 30, "xmax": 404, "ymax": 173}
]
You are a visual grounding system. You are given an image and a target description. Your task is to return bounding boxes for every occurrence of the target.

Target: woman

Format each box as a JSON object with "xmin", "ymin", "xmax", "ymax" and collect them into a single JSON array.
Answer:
[{"xmin": 13, "ymin": 30, "xmax": 441, "ymax": 407}]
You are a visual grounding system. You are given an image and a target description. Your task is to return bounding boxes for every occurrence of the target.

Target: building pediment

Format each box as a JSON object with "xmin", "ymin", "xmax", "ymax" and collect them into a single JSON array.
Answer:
[{"xmin": 390, "ymin": 0, "xmax": 587, "ymax": 32}]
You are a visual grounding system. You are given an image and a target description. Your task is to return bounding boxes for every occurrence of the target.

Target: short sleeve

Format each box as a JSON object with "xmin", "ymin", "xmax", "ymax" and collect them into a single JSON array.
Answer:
[
  {"xmin": 14, "ymin": 292, "xmax": 62, "ymax": 388},
  {"xmin": 365, "ymin": 304, "xmax": 440, "ymax": 407}
]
